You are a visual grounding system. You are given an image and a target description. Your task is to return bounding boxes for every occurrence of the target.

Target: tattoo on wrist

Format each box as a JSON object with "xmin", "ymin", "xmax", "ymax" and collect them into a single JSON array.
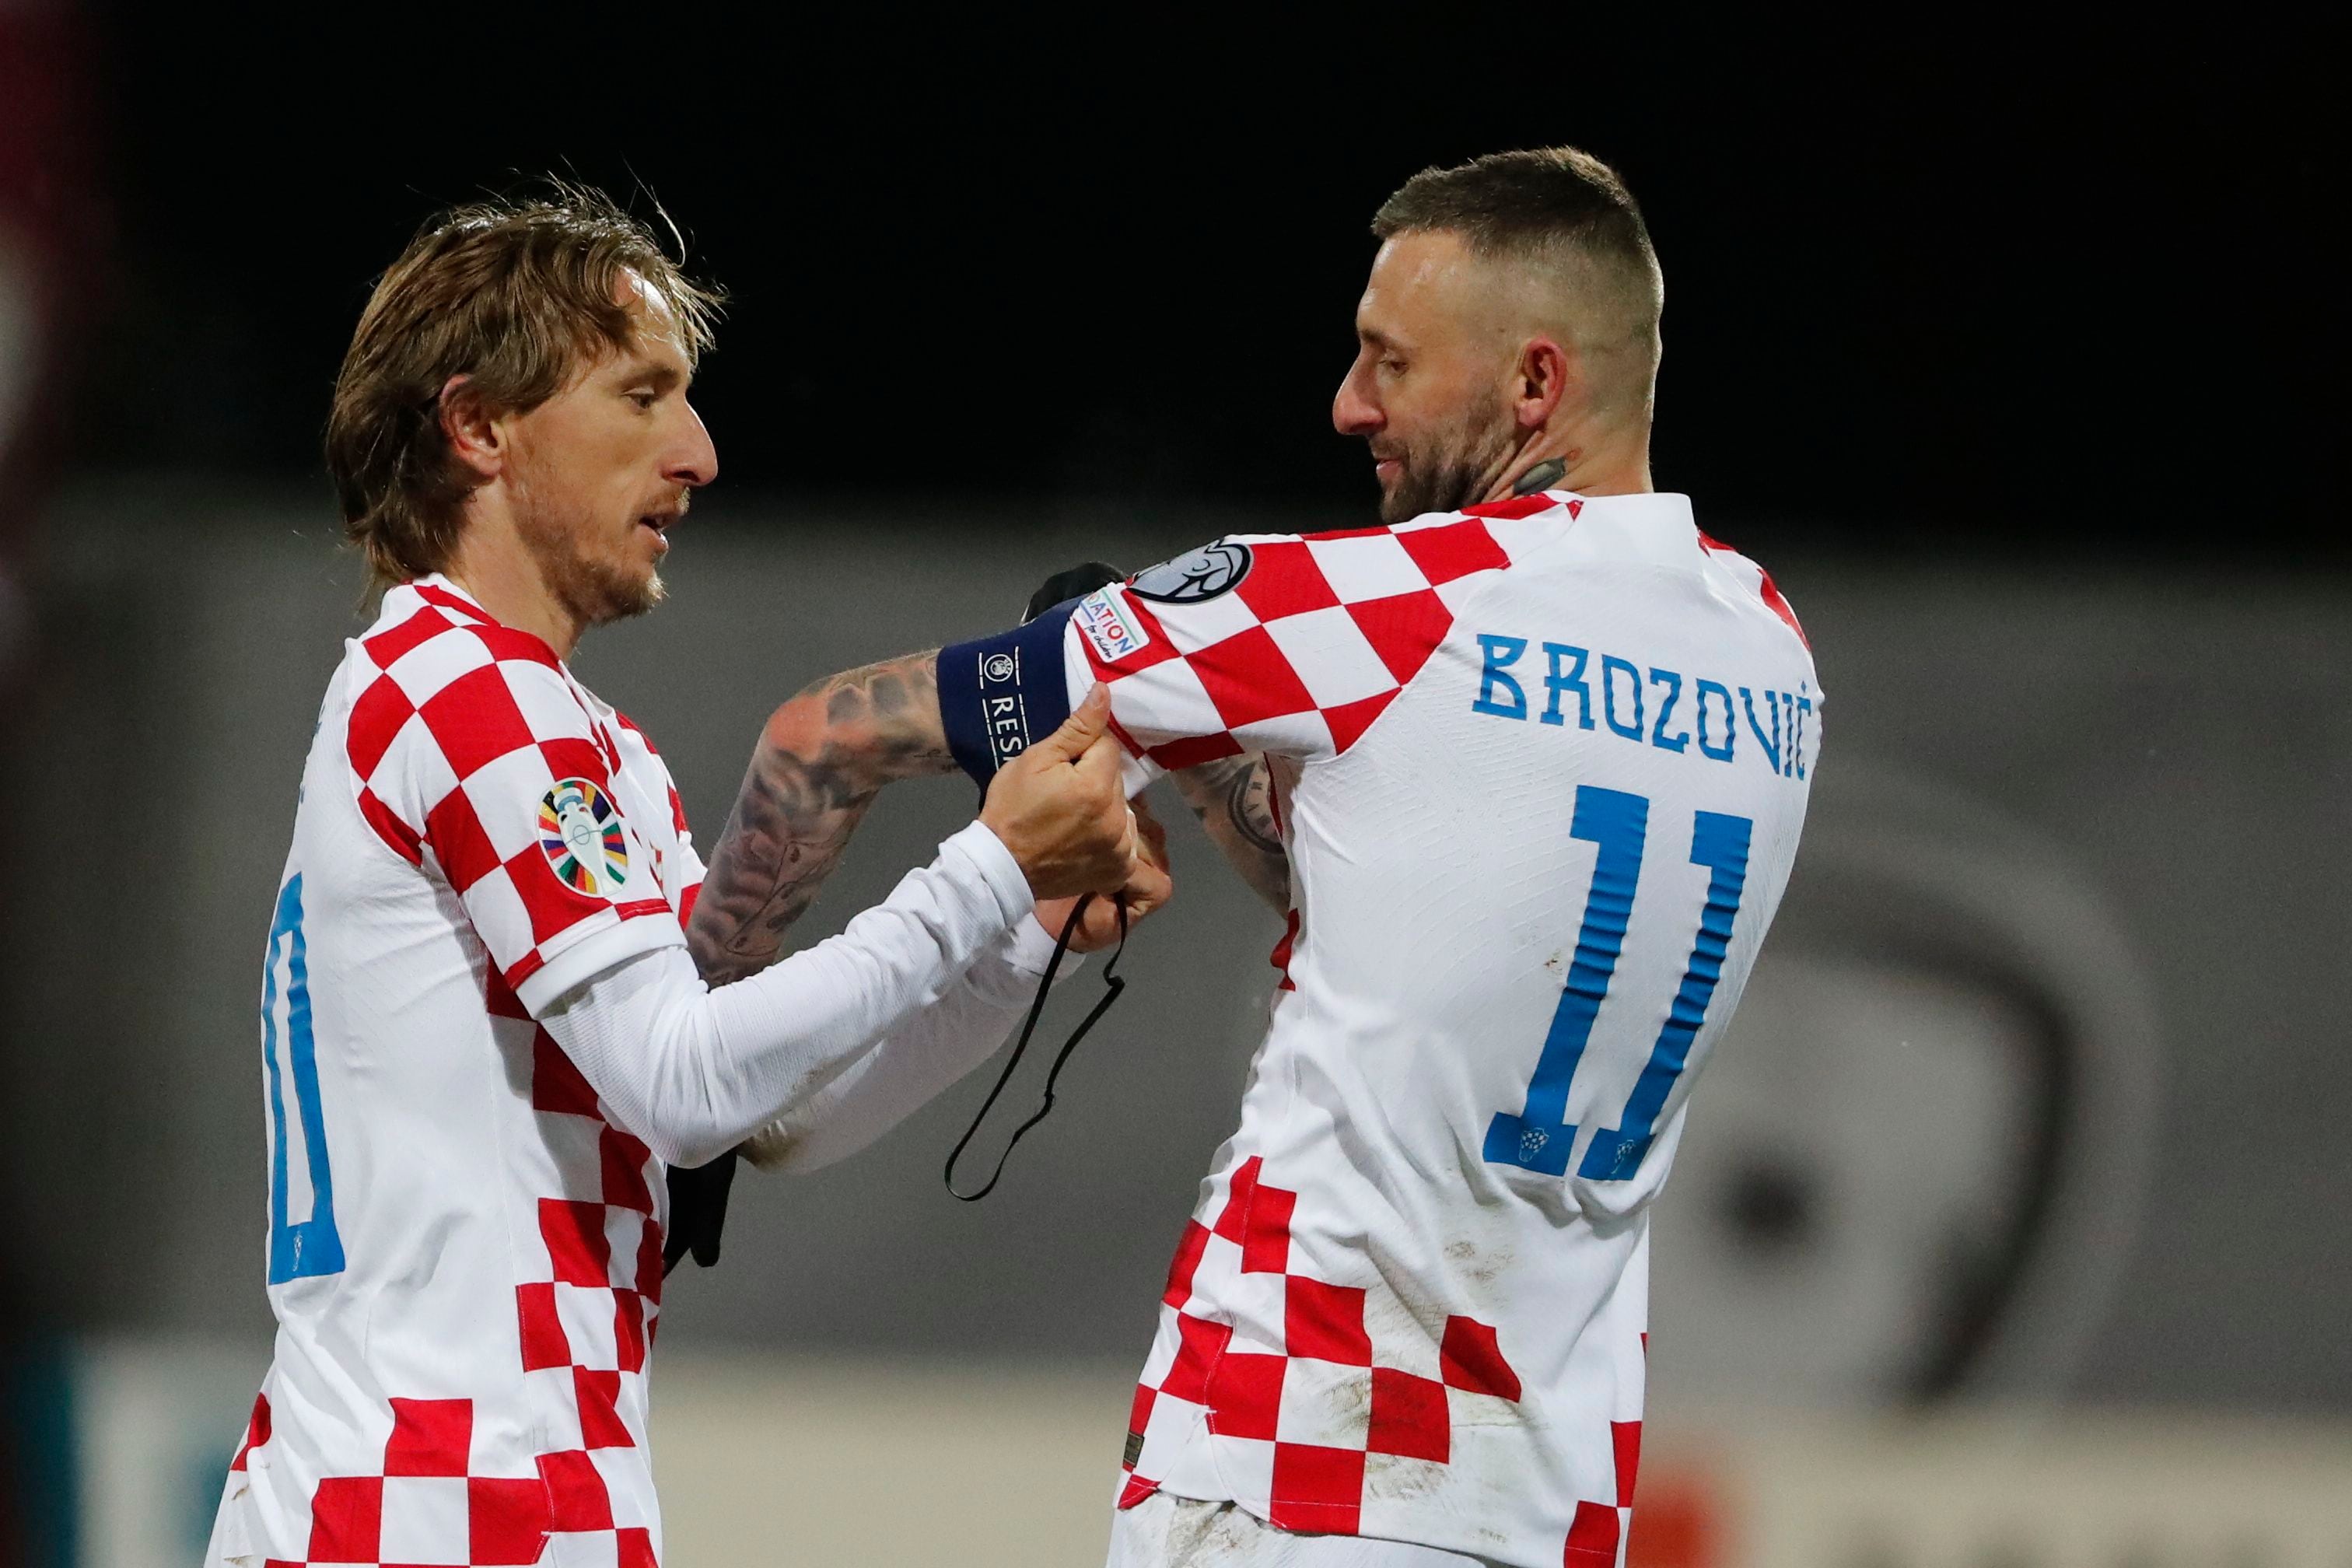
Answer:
[
  {"xmin": 810, "ymin": 652, "xmax": 954, "ymax": 787},
  {"xmin": 686, "ymin": 651, "xmax": 953, "ymax": 987}
]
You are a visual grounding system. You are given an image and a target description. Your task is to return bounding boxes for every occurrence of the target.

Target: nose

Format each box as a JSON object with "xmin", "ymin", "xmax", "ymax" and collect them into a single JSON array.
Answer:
[
  {"xmin": 669, "ymin": 401, "xmax": 719, "ymax": 488},
  {"xmin": 1333, "ymin": 352, "xmax": 1382, "ymax": 438}
]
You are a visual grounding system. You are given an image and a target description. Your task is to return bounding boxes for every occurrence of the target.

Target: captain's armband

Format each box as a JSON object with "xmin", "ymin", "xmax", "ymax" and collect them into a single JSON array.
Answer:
[{"xmin": 936, "ymin": 602, "xmax": 1080, "ymax": 789}]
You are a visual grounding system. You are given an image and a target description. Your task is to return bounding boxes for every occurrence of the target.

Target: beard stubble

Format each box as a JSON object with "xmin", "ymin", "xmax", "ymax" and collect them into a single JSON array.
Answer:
[
  {"xmin": 1379, "ymin": 395, "xmax": 1520, "ymax": 526},
  {"xmin": 511, "ymin": 485, "xmax": 666, "ymax": 634}
]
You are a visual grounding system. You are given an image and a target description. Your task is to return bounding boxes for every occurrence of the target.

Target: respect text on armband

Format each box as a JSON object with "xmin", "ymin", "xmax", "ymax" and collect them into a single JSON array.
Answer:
[
  {"xmin": 980, "ymin": 648, "xmax": 1034, "ymax": 769},
  {"xmin": 1469, "ymin": 632, "xmax": 1812, "ymax": 780}
]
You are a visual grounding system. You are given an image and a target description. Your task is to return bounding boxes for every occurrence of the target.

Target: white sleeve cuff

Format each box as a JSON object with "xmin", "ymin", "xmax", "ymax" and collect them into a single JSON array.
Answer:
[
  {"xmin": 1005, "ymin": 912, "xmax": 1067, "ymax": 975},
  {"xmin": 940, "ymin": 819, "xmax": 1034, "ymax": 928},
  {"xmin": 997, "ymin": 913, "xmax": 1089, "ymax": 989},
  {"xmin": 940, "ymin": 912, "xmax": 1090, "ymax": 1016}
]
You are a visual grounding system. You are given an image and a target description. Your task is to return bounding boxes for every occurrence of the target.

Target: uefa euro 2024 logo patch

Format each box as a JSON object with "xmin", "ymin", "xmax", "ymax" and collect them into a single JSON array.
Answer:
[{"xmin": 538, "ymin": 779, "xmax": 629, "ymax": 898}]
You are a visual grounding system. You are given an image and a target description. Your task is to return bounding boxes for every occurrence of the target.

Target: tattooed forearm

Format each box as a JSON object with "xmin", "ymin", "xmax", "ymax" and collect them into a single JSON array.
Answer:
[
  {"xmin": 687, "ymin": 652, "xmax": 957, "ymax": 987},
  {"xmin": 1171, "ymin": 751, "xmax": 1290, "ymax": 914}
]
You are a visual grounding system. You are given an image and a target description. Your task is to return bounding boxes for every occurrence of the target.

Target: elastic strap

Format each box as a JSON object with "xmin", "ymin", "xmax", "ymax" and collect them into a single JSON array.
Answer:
[{"xmin": 944, "ymin": 895, "xmax": 1129, "ymax": 1201}]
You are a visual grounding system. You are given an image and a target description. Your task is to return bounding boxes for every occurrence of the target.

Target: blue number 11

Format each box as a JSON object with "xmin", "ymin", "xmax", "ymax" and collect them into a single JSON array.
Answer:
[{"xmin": 1482, "ymin": 786, "xmax": 1752, "ymax": 1181}]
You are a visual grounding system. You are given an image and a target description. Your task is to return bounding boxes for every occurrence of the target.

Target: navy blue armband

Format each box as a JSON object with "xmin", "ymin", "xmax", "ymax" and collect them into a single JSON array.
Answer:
[{"xmin": 937, "ymin": 600, "xmax": 1081, "ymax": 787}]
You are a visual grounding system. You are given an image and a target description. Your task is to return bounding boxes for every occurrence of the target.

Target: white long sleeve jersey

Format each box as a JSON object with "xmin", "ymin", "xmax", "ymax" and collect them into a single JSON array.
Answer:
[
  {"xmin": 941, "ymin": 492, "xmax": 1820, "ymax": 1568},
  {"xmin": 208, "ymin": 575, "xmax": 1046, "ymax": 1568}
]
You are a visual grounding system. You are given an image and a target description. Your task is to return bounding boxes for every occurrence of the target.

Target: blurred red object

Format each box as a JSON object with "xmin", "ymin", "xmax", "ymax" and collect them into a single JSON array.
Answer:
[{"xmin": 1629, "ymin": 1465, "xmax": 1729, "ymax": 1568}]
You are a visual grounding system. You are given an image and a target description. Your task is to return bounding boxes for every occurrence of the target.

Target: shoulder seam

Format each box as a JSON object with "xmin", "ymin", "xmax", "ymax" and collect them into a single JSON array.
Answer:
[{"xmin": 1696, "ymin": 534, "xmax": 1808, "ymax": 649}]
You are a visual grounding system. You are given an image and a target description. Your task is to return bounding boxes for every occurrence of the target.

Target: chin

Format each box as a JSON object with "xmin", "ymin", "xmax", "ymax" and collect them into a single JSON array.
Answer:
[
  {"xmin": 620, "ymin": 569, "xmax": 667, "ymax": 618},
  {"xmin": 576, "ymin": 564, "xmax": 666, "ymax": 629}
]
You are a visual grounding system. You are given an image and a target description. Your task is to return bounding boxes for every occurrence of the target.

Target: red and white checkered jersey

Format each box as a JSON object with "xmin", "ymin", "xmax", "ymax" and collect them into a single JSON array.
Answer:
[
  {"xmin": 948, "ymin": 492, "xmax": 1819, "ymax": 1567},
  {"xmin": 208, "ymin": 576, "xmax": 699, "ymax": 1568}
]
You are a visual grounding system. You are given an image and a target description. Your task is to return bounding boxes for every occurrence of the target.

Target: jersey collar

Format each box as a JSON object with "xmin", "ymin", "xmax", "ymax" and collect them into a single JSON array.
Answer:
[
  {"xmin": 1551, "ymin": 492, "xmax": 1699, "ymax": 567},
  {"xmin": 405, "ymin": 572, "xmax": 502, "ymax": 628}
]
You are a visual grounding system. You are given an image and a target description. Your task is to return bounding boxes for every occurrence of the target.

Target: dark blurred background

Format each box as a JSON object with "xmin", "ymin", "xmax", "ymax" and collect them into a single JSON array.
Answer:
[
  {"xmin": 1, "ymin": 10, "xmax": 2341, "ymax": 1566},
  {"xmin": 37, "ymin": 16, "xmax": 2339, "ymax": 557}
]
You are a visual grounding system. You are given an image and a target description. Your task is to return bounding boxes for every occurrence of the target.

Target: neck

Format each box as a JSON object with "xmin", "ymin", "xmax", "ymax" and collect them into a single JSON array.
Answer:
[
  {"xmin": 441, "ymin": 502, "xmax": 583, "ymax": 659},
  {"xmin": 1485, "ymin": 415, "xmax": 1653, "ymax": 504}
]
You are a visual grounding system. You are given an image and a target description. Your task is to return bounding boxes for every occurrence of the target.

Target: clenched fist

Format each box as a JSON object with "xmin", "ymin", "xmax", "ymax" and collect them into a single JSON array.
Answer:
[
  {"xmin": 978, "ymin": 685, "xmax": 1135, "ymax": 900},
  {"xmin": 1036, "ymin": 795, "xmax": 1174, "ymax": 952}
]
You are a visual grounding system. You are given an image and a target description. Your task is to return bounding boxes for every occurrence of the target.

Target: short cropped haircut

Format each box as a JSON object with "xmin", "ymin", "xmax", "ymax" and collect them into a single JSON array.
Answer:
[
  {"xmin": 1373, "ymin": 148, "xmax": 1662, "ymax": 379},
  {"xmin": 327, "ymin": 183, "xmax": 723, "ymax": 590}
]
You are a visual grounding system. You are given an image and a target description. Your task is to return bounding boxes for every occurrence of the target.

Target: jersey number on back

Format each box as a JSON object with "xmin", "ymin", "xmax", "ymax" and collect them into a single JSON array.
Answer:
[
  {"xmin": 262, "ymin": 874, "xmax": 347, "ymax": 1282},
  {"xmin": 1483, "ymin": 786, "xmax": 1752, "ymax": 1181}
]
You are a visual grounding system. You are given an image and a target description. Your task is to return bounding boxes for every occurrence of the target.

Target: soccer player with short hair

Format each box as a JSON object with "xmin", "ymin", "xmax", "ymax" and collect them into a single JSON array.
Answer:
[
  {"xmin": 779, "ymin": 147, "xmax": 1820, "ymax": 1566},
  {"xmin": 205, "ymin": 187, "xmax": 1164, "ymax": 1567}
]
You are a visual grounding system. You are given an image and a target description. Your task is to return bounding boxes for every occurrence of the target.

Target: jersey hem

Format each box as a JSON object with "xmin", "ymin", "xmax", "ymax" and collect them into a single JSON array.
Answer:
[{"xmin": 1132, "ymin": 1477, "xmax": 1552, "ymax": 1568}]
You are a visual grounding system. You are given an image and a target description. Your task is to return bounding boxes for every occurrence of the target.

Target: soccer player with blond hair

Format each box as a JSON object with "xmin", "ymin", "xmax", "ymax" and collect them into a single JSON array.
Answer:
[{"xmin": 205, "ymin": 187, "xmax": 1165, "ymax": 1567}]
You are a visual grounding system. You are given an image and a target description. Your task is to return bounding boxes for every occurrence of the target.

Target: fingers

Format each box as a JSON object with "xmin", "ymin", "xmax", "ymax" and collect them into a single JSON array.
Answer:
[
  {"xmin": 1077, "ymin": 738, "xmax": 1133, "ymax": 888},
  {"xmin": 1132, "ymin": 796, "xmax": 1171, "ymax": 865},
  {"xmin": 1107, "ymin": 860, "xmax": 1174, "ymax": 935},
  {"xmin": 1034, "ymin": 807, "xmax": 1175, "ymax": 951},
  {"xmin": 1113, "ymin": 801, "xmax": 1174, "ymax": 919},
  {"xmin": 1027, "ymin": 684, "xmax": 1111, "ymax": 764},
  {"xmin": 1071, "ymin": 727, "xmax": 1125, "ymax": 793},
  {"xmin": 1119, "ymin": 854, "xmax": 1174, "ymax": 918},
  {"xmin": 976, "ymin": 685, "xmax": 1137, "ymax": 900}
]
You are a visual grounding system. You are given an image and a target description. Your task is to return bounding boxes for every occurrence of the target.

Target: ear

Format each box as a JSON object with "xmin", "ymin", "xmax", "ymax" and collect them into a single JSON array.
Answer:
[
  {"xmin": 437, "ymin": 374, "xmax": 505, "ymax": 481},
  {"xmin": 1510, "ymin": 337, "xmax": 1574, "ymax": 432}
]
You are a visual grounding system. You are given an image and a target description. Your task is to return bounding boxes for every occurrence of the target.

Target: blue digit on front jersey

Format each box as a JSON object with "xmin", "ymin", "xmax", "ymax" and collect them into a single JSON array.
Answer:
[
  {"xmin": 1482, "ymin": 786, "xmax": 1648, "ymax": 1176},
  {"xmin": 262, "ymin": 874, "xmax": 346, "ymax": 1283},
  {"xmin": 1575, "ymin": 811, "xmax": 1752, "ymax": 1180}
]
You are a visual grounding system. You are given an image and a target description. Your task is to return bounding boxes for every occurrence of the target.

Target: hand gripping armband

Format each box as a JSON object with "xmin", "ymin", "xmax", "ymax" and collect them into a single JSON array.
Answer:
[
  {"xmin": 936, "ymin": 606, "xmax": 1080, "ymax": 789},
  {"xmin": 936, "ymin": 560, "xmax": 1123, "ymax": 789}
]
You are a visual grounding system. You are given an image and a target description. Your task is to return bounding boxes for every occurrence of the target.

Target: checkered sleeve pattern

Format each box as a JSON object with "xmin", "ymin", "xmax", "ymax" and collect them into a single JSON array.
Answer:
[
  {"xmin": 344, "ymin": 586, "xmax": 681, "ymax": 1010},
  {"xmin": 1119, "ymin": 1153, "xmax": 1640, "ymax": 1559},
  {"xmin": 1069, "ymin": 501, "xmax": 1547, "ymax": 779}
]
